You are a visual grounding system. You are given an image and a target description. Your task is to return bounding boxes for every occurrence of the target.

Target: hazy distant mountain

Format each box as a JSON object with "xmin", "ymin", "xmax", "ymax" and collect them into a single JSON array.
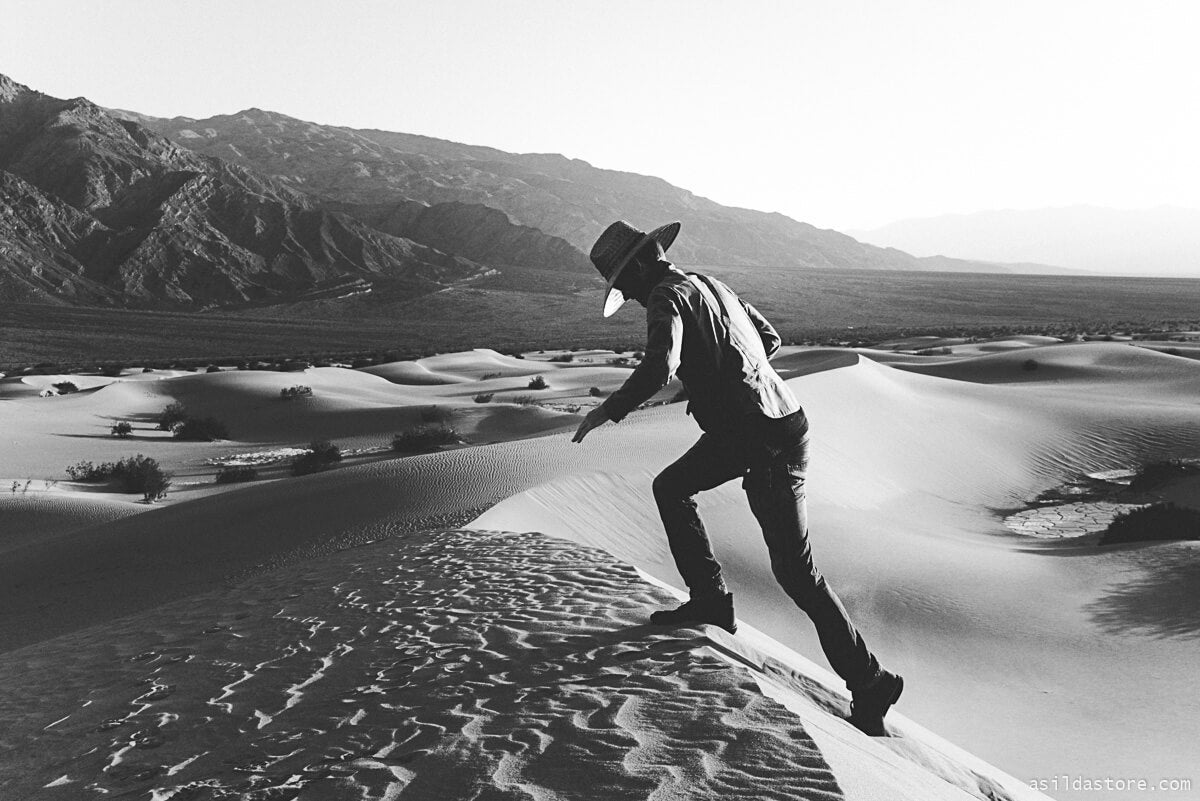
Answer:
[
  {"xmin": 0, "ymin": 74, "xmax": 486, "ymax": 307},
  {"xmin": 118, "ymin": 106, "xmax": 1020, "ymax": 275},
  {"xmin": 850, "ymin": 206, "xmax": 1200, "ymax": 277}
]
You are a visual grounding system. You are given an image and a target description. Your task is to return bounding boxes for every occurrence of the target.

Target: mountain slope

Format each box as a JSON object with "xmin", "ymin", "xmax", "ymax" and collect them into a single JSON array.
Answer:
[
  {"xmin": 123, "ymin": 106, "xmax": 1018, "ymax": 273},
  {"xmin": 0, "ymin": 74, "xmax": 486, "ymax": 308}
]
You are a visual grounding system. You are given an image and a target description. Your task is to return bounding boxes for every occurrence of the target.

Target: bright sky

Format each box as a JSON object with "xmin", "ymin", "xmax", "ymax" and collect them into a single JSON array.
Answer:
[{"xmin": 4, "ymin": 0, "xmax": 1200, "ymax": 230}]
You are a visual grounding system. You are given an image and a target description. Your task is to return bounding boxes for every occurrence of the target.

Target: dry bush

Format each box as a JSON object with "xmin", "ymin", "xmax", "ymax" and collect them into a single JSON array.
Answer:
[
  {"xmin": 291, "ymin": 440, "xmax": 342, "ymax": 476},
  {"xmin": 392, "ymin": 425, "xmax": 460, "ymax": 454},
  {"xmin": 1100, "ymin": 503, "xmax": 1200, "ymax": 545},
  {"xmin": 215, "ymin": 465, "xmax": 258, "ymax": 484}
]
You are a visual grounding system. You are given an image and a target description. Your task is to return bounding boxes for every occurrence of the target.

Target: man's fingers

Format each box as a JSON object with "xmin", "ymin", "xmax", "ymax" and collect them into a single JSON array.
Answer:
[{"xmin": 573, "ymin": 407, "xmax": 607, "ymax": 444}]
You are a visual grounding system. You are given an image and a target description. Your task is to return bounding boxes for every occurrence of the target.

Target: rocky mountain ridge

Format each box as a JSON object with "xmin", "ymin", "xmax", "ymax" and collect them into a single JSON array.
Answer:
[
  {"xmin": 0, "ymin": 75, "xmax": 487, "ymax": 307},
  {"xmin": 1, "ymin": 71, "xmax": 1048, "ymax": 313},
  {"xmin": 119, "ymin": 106, "xmax": 1017, "ymax": 274}
]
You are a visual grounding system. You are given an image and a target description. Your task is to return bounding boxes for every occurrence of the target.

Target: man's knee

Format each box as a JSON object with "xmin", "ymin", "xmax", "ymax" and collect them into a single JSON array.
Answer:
[{"xmin": 652, "ymin": 469, "xmax": 680, "ymax": 503}]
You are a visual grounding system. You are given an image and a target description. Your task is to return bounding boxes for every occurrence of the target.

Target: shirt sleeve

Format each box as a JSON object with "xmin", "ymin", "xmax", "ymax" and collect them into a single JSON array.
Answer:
[
  {"xmin": 600, "ymin": 287, "xmax": 684, "ymax": 422},
  {"xmin": 739, "ymin": 297, "xmax": 781, "ymax": 359}
]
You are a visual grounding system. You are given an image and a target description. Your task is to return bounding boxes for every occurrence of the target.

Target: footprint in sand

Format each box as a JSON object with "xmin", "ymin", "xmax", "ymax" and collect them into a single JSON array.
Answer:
[
  {"xmin": 105, "ymin": 762, "xmax": 161, "ymax": 783},
  {"xmin": 132, "ymin": 728, "xmax": 165, "ymax": 749},
  {"xmin": 139, "ymin": 684, "xmax": 175, "ymax": 701}
]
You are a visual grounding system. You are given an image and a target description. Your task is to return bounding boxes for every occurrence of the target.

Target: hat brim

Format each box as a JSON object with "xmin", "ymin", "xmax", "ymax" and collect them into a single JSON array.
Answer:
[{"xmin": 601, "ymin": 221, "xmax": 681, "ymax": 317}]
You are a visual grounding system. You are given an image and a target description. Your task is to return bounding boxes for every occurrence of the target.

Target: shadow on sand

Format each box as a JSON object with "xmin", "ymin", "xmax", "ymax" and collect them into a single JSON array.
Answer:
[{"xmin": 1085, "ymin": 545, "xmax": 1200, "ymax": 639}]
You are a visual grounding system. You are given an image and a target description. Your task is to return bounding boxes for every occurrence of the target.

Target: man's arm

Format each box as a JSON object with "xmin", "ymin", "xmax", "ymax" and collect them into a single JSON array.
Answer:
[
  {"xmin": 739, "ymin": 297, "xmax": 781, "ymax": 359},
  {"xmin": 599, "ymin": 287, "xmax": 684, "ymax": 422}
]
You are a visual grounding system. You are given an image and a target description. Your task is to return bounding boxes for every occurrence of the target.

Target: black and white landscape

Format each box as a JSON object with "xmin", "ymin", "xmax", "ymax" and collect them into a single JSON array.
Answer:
[{"xmin": 3, "ymin": 4, "xmax": 1200, "ymax": 800}]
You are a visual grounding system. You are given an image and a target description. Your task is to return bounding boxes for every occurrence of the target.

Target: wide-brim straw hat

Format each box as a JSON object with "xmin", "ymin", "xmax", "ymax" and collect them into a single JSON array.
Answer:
[{"xmin": 588, "ymin": 220, "xmax": 682, "ymax": 317}]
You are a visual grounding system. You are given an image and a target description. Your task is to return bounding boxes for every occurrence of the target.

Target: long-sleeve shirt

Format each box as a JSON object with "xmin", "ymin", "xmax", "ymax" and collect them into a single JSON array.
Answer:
[{"xmin": 600, "ymin": 266, "xmax": 801, "ymax": 433}]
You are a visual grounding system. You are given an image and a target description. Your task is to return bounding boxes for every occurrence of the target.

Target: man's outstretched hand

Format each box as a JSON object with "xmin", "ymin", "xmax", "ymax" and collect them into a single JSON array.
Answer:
[{"xmin": 572, "ymin": 406, "xmax": 610, "ymax": 443}]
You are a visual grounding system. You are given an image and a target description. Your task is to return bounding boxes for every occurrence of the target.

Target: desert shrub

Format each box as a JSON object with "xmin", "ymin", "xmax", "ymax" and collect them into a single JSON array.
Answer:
[
  {"xmin": 474, "ymin": 393, "xmax": 494, "ymax": 403},
  {"xmin": 480, "ymin": 372, "xmax": 503, "ymax": 380},
  {"xmin": 52, "ymin": 381, "xmax": 79, "ymax": 394},
  {"xmin": 66, "ymin": 460, "xmax": 113, "ymax": 482},
  {"xmin": 112, "ymin": 455, "xmax": 171, "ymax": 501},
  {"xmin": 513, "ymin": 353, "xmax": 525, "ymax": 360},
  {"xmin": 111, "ymin": 421, "xmax": 133, "ymax": 438},
  {"xmin": 142, "ymin": 366, "xmax": 155, "ymax": 373},
  {"xmin": 420, "ymin": 405, "xmax": 450, "ymax": 423},
  {"xmin": 291, "ymin": 440, "xmax": 342, "ymax": 476},
  {"xmin": 511, "ymin": 394, "xmax": 539, "ymax": 406},
  {"xmin": 280, "ymin": 385, "xmax": 313, "ymax": 400},
  {"xmin": 1129, "ymin": 460, "xmax": 1199, "ymax": 493},
  {"xmin": 392, "ymin": 425, "xmax": 459, "ymax": 453},
  {"xmin": 173, "ymin": 416, "xmax": 229, "ymax": 441},
  {"xmin": 549, "ymin": 353, "xmax": 574, "ymax": 363},
  {"xmin": 527, "ymin": 375, "xmax": 548, "ymax": 390},
  {"xmin": 68, "ymin": 455, "xmax": 169, "ymax": 499},
  {"xmin": 206, "ymin": 365, "xmax": 221, "ymax": 373},
  {"xmin": 610, "ymin": 357, "xmax": 631, "ymax": 366},
  {"xmin": 632, "ymin": 351, "xmax": 645, "ymax": 359},
  {"xmin": 1021, "ymin": 359, "xmax": 1039, "ymax": 372},
  {"xmin": 589, "ymin": 386, "xmax": 603, "ymax": 397},
  {"xmin": 1099, "ymin": 503, "xmax": 1200, "ymax": 545},
  {"xmin": 215, "ymin": 465, "xmax": 258, "ymax": 484},
  {"xmin": 158, "ymin": 402, "xmax": 189, "ymax": 431}
]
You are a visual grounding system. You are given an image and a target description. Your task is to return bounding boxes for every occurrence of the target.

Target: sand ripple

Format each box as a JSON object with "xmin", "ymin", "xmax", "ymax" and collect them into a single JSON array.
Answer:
[{"xmin": 0, "ymin": 530, "xmax": 843, "ymax": 800}]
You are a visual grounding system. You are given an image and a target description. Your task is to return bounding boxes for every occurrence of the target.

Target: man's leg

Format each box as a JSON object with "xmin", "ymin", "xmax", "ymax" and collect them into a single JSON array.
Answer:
[
  {"xmin": 744, "ymin": 433, "xmax": 883, "ymax": 692},
  {"xmin": 652, "ymin": 433, "xmax": 747, "ymax": 600}
]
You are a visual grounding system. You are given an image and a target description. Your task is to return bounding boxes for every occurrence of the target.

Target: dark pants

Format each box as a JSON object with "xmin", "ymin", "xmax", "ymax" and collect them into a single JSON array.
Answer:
[{"xmin": 651, "ymin": 411, "xmax": 882, "ymax": 691}]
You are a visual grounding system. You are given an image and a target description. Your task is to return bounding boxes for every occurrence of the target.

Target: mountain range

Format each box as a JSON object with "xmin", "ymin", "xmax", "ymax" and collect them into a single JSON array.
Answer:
[
  {"xmin": 2, "ymin": 72, "xmax": 1056, "ymax": 311},
  {"xmin": 851, "ymin": 205, "xmax": 1200, "ymax": 278}
]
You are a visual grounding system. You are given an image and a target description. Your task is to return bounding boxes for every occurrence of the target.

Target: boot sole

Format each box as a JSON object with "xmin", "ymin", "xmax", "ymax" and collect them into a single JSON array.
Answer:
[{"xmin": 648, "ymin": 616, "xmax": 737, "ymax": 635}]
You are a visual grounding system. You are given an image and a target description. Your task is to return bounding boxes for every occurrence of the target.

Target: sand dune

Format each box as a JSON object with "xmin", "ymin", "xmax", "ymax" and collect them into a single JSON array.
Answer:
[
  {"xmin": 0, "ymin": 490, "xmax": 142, "ymax": 554},
  {"xmin": 362, "ymin": 360, "xmax": 477, "ymax": 385},
  {"xmin": 0, "ymin": 528, "xmax": 1043, "ymax": 800},
  {"xmin": 3, "ymin": 340, "xmax": 1199, "ymax": 799},
  {"xmin": 892, "ymin": 340, "xmax": 1200, "ymax": 387}
]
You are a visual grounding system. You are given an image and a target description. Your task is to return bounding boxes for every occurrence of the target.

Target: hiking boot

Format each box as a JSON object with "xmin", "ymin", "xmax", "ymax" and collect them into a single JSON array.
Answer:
[
  {"xmin": 649, "ymin": 593, "xmax": 737, "ymax": 634},
  {"xmin": 848, "ymin": 670, "xmax": 904, "ymax": 736}
]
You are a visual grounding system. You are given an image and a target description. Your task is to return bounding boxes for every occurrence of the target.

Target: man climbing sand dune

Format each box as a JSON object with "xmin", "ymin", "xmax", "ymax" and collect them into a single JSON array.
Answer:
[{"xmin": 573, "ymin": 219, "xmax": 904, "ymax": 736}]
